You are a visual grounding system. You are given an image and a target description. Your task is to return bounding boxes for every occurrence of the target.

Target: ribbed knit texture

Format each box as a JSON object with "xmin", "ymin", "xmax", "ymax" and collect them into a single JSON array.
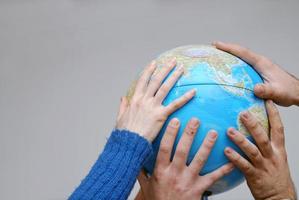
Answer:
[{"xmin": 69, "ymin": 129, "xmax": 153, "ymax": 200}]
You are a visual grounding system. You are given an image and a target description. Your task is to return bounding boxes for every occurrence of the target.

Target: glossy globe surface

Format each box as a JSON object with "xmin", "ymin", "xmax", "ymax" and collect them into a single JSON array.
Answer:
[{"xmin": 127, "ymin": 45, "xmax": 269, "ymax": 194}]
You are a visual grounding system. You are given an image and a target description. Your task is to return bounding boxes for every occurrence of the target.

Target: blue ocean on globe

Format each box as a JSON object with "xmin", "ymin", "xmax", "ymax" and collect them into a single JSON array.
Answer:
[{"xmin": 127, "ymin": 45, "xmax": 269, "ymax": 195}]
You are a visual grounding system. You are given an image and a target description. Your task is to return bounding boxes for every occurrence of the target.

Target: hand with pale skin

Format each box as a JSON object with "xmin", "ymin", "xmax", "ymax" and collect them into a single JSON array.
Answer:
[
  {"xmin": 224, "ymin": 100, "xmax": 297, "ymax": 200},
  {"xmin": 135, "ymin": 118, "xmax": 234, "ymax": 200},
  {"xmin": 116, "ymin": 58, "xmax": 196, "ymax": 142},
  {"xmin": 213, "ymin": 41, "xmax": 299, "ymax": 107}
]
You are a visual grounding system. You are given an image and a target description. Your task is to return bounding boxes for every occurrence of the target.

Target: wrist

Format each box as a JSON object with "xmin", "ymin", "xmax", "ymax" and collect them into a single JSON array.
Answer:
[{"xmin": 262, "ymin": 184, "xmax": 297, "ymax": 200}]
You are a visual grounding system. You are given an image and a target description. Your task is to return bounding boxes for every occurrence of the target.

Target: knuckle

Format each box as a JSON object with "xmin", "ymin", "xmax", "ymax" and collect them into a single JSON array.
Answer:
[
  {"xmin": 260, "ymin": 137, "xmax": 270, "ymax": 147},
  {"xmin": 150, "ymin": 76, "xmax": 160, "ymax": 85},
  {"xmin": 153, "ymin": 169, "xmax": 164, "ymax": 182},
  {"xmin": 203, "ymin": 140, "xmax": 214, "ymax": 149},
  {"xmin": 130, "ymin": 99, "xmax": 140, "ymax": 107},
  {"xmin": 276, "ymin": 125, "xmax": 284, "ymax": 133},
  {"xmin": 234, "ymin": 153, "xmax": 241, "ymax": 162},
  {"xmin": 266, "ymin": 87, "xmax": 274, "ymax": 97},
  {"xmin": 173, "ymin": 183, "xmax": 187, "ymax": 193},
  {"xmin": 237, "ymin": 136, "xmax": 246, "ymax": 146},
  {"xmin": 172, "ymin": 101, "xmax": 180, "ymax": 110},
  {"xmin": 158, "ymin": 85, "xmax": 169, "ymax": 94},
  {"xmin": 249, "ymin": 120, "xmax": 259, "ymax": 130},
  {"xmin": 185, "ymin": 127, "xmax": 197, "ymax": 136},
  {"xmin": 159, "ymin": 144, "xmax": 170, "ymax": 154},
  {"xmin": 250, "ymin": 147, "xmax": 260, "ymax": 158},
  {"xmin": 188, "ymin": 167, "xmax": 199, "ymax": 176},
  {"xmin": 243, "ymin": 164, "xmax": 252, "ymax": 174}
]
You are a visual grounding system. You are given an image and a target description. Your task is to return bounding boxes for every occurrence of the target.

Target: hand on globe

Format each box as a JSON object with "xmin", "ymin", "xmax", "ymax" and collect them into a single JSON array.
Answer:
[
  {"xmin": 224, "ymin": 100, "xmax": 296, "ymax": 200},
  {"xmin": 213, "ymin": 41, "xmax": 299, "ymax": 107},
  {"xmin": 116, "ymin": 59, "xmax": 196, "ymax": 141},
  {"xmin": 135, "ymin": 118, "xmax": 234, "ymax": 200}
]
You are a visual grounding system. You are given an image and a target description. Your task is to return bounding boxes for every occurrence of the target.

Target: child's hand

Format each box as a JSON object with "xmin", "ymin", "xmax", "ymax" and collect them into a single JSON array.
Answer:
[{"xmin": 116, "ymin": 59, "xmax": 196, "ymax": 141}]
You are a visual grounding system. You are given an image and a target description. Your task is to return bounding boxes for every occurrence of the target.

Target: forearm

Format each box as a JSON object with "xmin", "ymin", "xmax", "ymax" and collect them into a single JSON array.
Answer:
[{"xmin": 69, "ymin": 129, "xmax": 152, "ymax": 200}]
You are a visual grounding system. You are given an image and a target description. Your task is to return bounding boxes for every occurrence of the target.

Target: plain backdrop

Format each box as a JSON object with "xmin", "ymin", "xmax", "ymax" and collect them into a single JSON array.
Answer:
[{"xmin": 0, "ymin": 0, "xmax": 298, "ymax": 199}]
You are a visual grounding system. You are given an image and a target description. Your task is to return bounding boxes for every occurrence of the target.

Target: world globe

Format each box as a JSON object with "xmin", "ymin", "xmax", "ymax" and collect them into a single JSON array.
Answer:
[{"xmin": 127, "ymin": 45, "xmax": 269, "ymax": 195}]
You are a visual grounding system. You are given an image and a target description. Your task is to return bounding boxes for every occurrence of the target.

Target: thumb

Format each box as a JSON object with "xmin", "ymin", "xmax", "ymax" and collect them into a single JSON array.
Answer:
[
  {"xmin": 254, "ymin": 83, "xmax": 275, "ymax": 100},
  {"xmin": 117, "ymin": 96, "xmax": 129, "ymax": 121},
  {"xmin": 137, "ymin": 169, "xmax": 148, "ymax": 189}
]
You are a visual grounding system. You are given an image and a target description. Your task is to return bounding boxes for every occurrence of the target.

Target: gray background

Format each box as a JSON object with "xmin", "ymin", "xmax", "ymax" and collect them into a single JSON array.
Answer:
[{"xmin": 0, "ymin": 0, "xmax": 298, "ymax": 199}]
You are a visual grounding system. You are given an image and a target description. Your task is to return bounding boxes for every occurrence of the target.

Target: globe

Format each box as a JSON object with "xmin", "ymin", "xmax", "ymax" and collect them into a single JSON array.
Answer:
[{"xmin": 127, "ymin": 45, "xmax": 269, "ymax": 195}]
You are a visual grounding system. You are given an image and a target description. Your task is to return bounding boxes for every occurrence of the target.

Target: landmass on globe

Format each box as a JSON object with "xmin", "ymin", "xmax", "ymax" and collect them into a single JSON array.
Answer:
[
  {"xmin": 126, "ymin": 45, "xmax": 269, "ymax": 194},
  {"xmin": 127, "ymin": 45, "xmax": 269, "ymax": 137}
]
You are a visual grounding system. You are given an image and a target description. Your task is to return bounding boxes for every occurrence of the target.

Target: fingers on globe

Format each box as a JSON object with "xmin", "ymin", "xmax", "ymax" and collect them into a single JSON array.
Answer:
[
  {"xmin": 165, "ymin": 89, "xmax": 196, "ymax": 115},
  {"xmin": 172, "ymin": 118, "xmax": 200, "ymax": 169},
  {"xmin": 266, "ymin": 100, "xmax": 285, "ymax": 148},
  {"xmin": 240, "ymin": 111, "xmax": 273, "ymax": 157},
  {"xmin": 189, "ymin": 130, "xmax": 218, "ymax": 174},
  {"xmin": 156, "ymin": 118, "xmax": 180, "ymax": 167},
  {"xmin": 226, "ymin": 127, "xmax": 263, "ymax": 165},
  {"xmin": 213, "ymin": 41, "xmax": 266, "ymax": 73},
  {"xmin": 253, "ymin": 83, "xmax": 275, "ymax": 100},
  {"xmin": 134, "ymin": 60, "xmax": 157, "ymax": 97},
  {"xmin": 155, "ymin": 64, "xmax": 184, "ymax": 104},
  {"xmin": 145, "ymin": 58, "xmax": 176, "ymax": 98},
  {"xmin": 202, "ymin": 163, "xmax": 234, "ymax": 189},
  {"xmin": 224, "ymin": 147, "xmax": 255, "ymax": 176}
]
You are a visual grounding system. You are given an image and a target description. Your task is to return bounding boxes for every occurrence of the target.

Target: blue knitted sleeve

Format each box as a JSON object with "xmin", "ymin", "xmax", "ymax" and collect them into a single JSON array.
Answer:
[{"xmin": 69, "ymin": 129, "xmax": 153, "ymax": 200}]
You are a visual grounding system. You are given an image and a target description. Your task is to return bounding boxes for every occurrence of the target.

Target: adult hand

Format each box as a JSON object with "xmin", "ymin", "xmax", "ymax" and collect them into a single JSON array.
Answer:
[
  {"xmin": 116, "ymin": 59, "xmax": 196, "ymax": 141},
  {"xmin": 213, "ymin": 41, "xmax": 299, "ymax": 106},
  {"xmin": 224, "ymin": 100, "xmax": 297, "ymax": 200},
  {"xmin": 136, "ymin": 118, "xmax": 234, "ymax": 200}
]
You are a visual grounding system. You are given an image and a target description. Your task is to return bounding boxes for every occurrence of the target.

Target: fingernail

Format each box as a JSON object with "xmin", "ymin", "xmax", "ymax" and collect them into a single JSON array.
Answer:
[
  {"xmin": 190, "ymin": 118, "xmax": 200, "ymax": 128},
  {"xmin": 170, "ymin": 118, "xmax": 180, "ymax": 127},
  {"xmin": 241, "ymin": 111, "xmax": 250, "ymax": 120},
  {"xmin": 228, "ymin": 128, "xmax": 236, "ymax": 136},
  {"xmin": 225, "ymin": 147, "xmax": 232, "ymax": 154},
  {"xmin": 209, "ymin": 130, "xmax": 218, "ymax": 139}
]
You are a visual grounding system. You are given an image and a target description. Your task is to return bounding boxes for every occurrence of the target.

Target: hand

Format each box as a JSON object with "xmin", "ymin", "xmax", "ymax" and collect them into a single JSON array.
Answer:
[
  {"xmin": 224, "ymin": 100, "xmax": 296, "ymax": 200},
  {"xmin": 116, "ymin": 59, "xmax": 196, "ymax": 141},
  {"xmin": 213, "ymin": 41, "xmax": 299, "ymax": 107},
  {"xmin": 136, "ymin": 118, "xmax": 234, "ymax": 200}
]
